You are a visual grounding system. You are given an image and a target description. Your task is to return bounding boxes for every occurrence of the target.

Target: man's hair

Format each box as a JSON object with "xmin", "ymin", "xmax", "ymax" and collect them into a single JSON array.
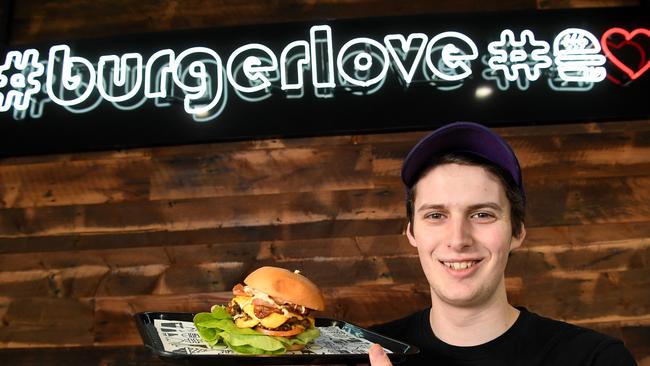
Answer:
[{"xmin": 406, "ymin": 152, "xmax": 526, "ymax": 238}]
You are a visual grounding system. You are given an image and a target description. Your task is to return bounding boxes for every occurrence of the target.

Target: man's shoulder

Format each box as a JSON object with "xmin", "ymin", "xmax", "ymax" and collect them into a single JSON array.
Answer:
[
  {"xmin": 520, "ymin": 308, "xmax": 637, "ymax": 365},
  {"xmin": 523, "ymin": 308, "xmax": 614, "ymax": 343}
]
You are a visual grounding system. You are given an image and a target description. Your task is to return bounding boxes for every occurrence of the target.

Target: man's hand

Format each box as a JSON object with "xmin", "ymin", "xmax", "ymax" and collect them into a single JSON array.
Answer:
[{"xmin": 369, "ymin": 343, "xmax": 393, "ymax": 366}]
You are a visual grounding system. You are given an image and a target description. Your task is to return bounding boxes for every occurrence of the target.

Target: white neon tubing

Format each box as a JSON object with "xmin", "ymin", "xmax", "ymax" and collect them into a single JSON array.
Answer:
[
  {"xmin": 97, "ymin": 53, "xmax": 143, "ymax": 102},
  {"xmin": 280, "ymin": 40, "xmax": 310, "ymax": 91},
  {"xmin": 336, "ymin": 37, "xmax": 389, "ymax": 87},
  {"xmin": 46, "ymin": 45, "xmax": 97, "ymax": 107},
  {"xmin": 231, "ymin": 55, "xmax": 278, "ymax": 102},
  {"xmin": 487, "ymin": 29, "xmax": 552, "ymax": 82},
  {"xmin": 553, "ymin": 28, "xmax": 606, "ymax": 82},
  {"xmin": 191, "ymin": 65, "xmax": 228, "ymax": 122},
  {"xmin": 111, "ymin": 63, "xmax": 147, "ymax": 111},
  {"xmin": 310, "ymin": 25, "xmax": 336, "ymax": 88},
  {"xmin": 0, "ymin": 49, "xmax": 44, "ymax": 112},
  {"xmin": 226, "ymin": 43, "xmax": 278, "ymax": 93},
  {"xmin": 384, "ymin": 33, "xmax": 428, "ymax": 84},
  {"xmin": 425, "ymin": 32, "xmax": 478, "ymax": 81},
  {"xmin": 354, "ymin": 53, "xmax": 372, "ymax": 71},
  {"xmin": 172, "ymin": 47, "xmax": 224, "ymax": 115},
  {"xmin": 145, "ymin": 49, "xmax": 175, "ymax": 98}
]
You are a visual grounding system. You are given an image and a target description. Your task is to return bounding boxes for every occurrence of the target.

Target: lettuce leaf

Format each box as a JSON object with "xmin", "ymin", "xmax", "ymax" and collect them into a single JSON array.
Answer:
[{"xmin": 192, "ymin": 305, "xmax": 321, "ymax": 355}]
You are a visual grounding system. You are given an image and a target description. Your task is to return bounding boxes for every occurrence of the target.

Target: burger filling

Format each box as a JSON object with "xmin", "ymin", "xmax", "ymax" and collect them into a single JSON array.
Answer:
[{"xmin": 226, "ymin": 283, "xmax": 316, "ymax": 337}]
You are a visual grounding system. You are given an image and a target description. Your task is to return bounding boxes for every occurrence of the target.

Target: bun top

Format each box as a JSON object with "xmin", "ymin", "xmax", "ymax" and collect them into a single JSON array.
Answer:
[{"xmin": 244, "ymin": 266, "xmax": 326, "ymax": 311}]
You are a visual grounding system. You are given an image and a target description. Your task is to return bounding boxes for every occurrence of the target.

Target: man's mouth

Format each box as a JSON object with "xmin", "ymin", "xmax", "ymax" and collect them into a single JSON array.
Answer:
[{"xmin": 441, "ymin": 260, "xmax": 480, "ymax": 270}]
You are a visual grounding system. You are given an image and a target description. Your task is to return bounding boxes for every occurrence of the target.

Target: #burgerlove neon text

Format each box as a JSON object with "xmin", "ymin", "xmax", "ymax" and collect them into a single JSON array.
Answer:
[{"xmin": 0, "ymin": 25, "xmax": 609, "ymax": 115}]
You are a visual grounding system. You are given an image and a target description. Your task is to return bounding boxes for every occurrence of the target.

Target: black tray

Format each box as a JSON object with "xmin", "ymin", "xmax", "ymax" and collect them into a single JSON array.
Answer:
[{"xmin": 135, "ymin": 312, "xmax": 419, "ymax": 365}]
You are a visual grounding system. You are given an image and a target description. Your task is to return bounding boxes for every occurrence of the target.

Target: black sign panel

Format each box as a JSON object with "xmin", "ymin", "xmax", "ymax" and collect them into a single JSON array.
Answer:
[{"xmin": 0, "ymin": 7, "xmax": 649, "ymax": 157}]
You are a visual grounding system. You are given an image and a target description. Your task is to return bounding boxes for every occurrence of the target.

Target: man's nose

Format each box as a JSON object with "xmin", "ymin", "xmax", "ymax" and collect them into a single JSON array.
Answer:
[{"xmin": 447, "ymin": 216, "xmax": 473, "ymax": 250}]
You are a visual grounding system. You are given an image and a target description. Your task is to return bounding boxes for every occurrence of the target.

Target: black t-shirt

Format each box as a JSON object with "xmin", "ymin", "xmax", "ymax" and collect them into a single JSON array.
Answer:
[{"xmin": 370, "ymin": 307, "xmax": 637, "ymax": 366}]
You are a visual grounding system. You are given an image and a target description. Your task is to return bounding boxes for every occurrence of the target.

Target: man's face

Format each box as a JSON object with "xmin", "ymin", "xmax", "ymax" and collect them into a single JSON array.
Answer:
[{"xmin": 407, "ymin": 163, "xmax": 525, "ymax": 308}]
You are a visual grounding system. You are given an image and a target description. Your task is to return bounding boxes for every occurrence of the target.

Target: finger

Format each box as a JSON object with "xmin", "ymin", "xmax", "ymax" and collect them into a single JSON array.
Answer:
[{"xmin": 369, "ymin": 343, "xmax": 393, "ymax": 366}]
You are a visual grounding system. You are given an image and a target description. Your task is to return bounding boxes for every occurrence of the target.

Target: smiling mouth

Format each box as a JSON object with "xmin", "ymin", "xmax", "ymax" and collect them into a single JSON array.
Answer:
[{"xmin": 440, "ymin": 260, "xmax": 480, "ymax": 270}]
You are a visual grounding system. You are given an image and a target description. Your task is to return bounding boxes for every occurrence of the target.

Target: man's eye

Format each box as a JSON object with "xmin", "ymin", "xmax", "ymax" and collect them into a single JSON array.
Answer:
[
  {"xmin": 425, "ymin": 213, "xmax": 444, "ymax": 220},
  {"xmin": 472, "ymin": 212, "xmax": 495, "ymax": 220}
]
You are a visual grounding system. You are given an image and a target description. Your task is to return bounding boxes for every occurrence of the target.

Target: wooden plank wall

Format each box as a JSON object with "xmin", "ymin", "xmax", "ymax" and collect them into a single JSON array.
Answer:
[{"xmin": 1, "ymin": 0, "xmax": 649, "ymax": 364}]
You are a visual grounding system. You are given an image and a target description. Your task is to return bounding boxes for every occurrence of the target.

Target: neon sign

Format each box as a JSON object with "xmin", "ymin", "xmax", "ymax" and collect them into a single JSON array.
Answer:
[
  {"xmin": 0, "ymin": 50, "xmax": 44, "ymax": 112},
  {"xmin": 0, "ymin": 7, "xmax": 649, "ymax": 159},
  {"xmin": 2, "ymin": 25, "xmax": 648, "ymax": 121},
  {"xmin": 601, "ymin": 27, "xmax": 650, "ymax": 83},
  {"xmin": 554, "ymin": 28, "xmax": 606, "ymax": 82}
]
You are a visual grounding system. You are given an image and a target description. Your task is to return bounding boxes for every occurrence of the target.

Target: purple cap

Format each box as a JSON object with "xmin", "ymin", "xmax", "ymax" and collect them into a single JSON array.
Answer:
[{"xmin": 401, "ymin": 122, "xmax": 524, "ymax": 200}]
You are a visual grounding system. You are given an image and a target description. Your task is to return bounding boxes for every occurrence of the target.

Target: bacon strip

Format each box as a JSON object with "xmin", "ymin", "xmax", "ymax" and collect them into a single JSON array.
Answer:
[
  {"xmin": 254, "ymin": 304, "xmax": 283, "ymax": 318},
  {"xmin": 252, "ymin": 298, "xmax": 282, "ymax": 318},
  {"xmin": 232, "ymin": 283, "xmax": 247, "ymax": 296}
]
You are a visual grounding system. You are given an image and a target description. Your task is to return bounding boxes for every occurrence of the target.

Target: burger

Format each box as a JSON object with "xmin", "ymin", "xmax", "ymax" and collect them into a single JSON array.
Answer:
[
  {"xmin": 225, "ymin": 266, "xmax": 325, "ymax": 348},
  {"xmin": 194, "ymin": 266, "xmax": 324, "ymax": 354}
]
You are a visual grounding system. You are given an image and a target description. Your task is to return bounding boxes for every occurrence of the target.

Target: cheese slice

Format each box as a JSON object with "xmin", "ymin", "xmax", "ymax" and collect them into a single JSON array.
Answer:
[
  {"xmin": 233, "ymin": 295, "xmax": 252, "ymax": 308},
  {"xmin": 235, "ymin": 316, "xmax": 259, "ymax": 328},
  {"xmin": 232, "ymin": 294, "xmax": 313, "ymax": 330},
  {"xmin": 235, "ymin": 298, "xmax": 290, "ymax": 329},
  {"xmin": 259, "ymin": 312, "xmax": 288, "ymax": 328},
  {"xmin": 241, "ymin": 303, "xmax": 256, "ymax": 319}
]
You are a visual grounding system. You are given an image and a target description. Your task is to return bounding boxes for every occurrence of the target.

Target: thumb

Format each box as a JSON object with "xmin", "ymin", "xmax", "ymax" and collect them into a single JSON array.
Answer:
[{"xmin": 369, "ymin": 343, "xmax": 393, "ymax": 366}]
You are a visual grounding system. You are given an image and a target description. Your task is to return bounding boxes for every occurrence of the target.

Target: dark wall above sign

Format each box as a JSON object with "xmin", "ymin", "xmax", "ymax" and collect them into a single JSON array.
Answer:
[{"xmin": 0, "ymin": 7, "xmax": 649, "ymax": 157}]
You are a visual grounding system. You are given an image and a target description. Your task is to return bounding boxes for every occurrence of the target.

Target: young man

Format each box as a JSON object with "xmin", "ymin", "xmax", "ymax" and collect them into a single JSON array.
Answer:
[{"xmin": 368, "ymin": 122, "xmax": 636, "ymax": 366}]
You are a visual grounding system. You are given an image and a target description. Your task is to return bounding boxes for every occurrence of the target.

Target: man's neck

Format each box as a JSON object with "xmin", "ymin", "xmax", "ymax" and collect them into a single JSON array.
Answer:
[{"xmin": 429, "ymin": 285, "xmax": 520, "ymax": 347}]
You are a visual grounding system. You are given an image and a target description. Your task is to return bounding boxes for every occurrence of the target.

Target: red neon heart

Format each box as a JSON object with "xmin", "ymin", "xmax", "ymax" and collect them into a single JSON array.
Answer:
[{"xmin": 601, "ymin": 27, "xmax": 650, "ymax": 80}]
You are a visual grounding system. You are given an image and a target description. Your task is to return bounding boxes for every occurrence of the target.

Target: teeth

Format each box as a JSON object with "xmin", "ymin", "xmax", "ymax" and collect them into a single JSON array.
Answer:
[{"xmin": 443, "ymin": 261, "xmax": 477, "ymax": 270}]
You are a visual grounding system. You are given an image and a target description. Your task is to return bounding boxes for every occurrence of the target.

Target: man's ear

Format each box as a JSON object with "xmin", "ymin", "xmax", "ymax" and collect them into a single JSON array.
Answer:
[
  {"xmin": 510, "ymin": 224, "xmax": 526, "ymax": 251},
  {"xmin": 406, "ymin": 222, "xmax": 418, "ymax": 248}
]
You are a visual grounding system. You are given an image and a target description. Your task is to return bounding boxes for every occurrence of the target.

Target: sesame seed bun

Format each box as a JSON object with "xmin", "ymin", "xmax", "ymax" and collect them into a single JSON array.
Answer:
[{"xmin": 244, "ymin": 266, "xmax": 326, "ymax": 311}]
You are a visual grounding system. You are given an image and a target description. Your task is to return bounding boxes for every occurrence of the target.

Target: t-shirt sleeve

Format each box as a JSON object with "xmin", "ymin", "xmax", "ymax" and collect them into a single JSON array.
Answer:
[{"xmin": 590, "ymin": 340, "xmax": 638, "ymax": 366}]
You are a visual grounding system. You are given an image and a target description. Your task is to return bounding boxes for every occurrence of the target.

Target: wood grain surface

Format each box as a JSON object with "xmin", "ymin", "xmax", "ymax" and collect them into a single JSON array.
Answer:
[{"xmin": 1, "ymin": 118, "xmax": 648, "ymax": 364}]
